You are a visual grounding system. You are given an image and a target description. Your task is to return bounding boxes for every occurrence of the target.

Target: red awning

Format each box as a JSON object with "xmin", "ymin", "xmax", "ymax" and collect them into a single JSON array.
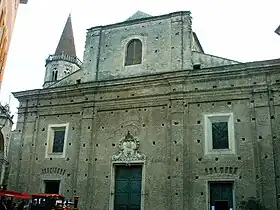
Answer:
[
  {"xmin": 0, "ymin": 190, "xmax": 31, "ymax": 199},
  {"xmin": 31, "ymin": 193, "xmax": 64, "ymax": 200}
]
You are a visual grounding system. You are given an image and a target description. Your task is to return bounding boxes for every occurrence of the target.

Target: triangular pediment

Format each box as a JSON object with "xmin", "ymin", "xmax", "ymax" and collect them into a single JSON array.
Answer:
[{"xmin": 126, "ymin": 11, "xmax": 152, "ymax": 21}]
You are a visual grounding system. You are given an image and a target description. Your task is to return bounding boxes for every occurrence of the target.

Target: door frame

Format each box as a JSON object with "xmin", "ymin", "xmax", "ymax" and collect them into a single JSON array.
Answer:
[
  {"xmin": 109, "ymin": 161, "xmax": 146, "ymax": 210},
  {"xmin": 41, "ymin": 177, "xmax": 62, "ymax": 194},
  {"xmin": 206, "ymin": 179, "xmax": 236, "ymax": 210}
]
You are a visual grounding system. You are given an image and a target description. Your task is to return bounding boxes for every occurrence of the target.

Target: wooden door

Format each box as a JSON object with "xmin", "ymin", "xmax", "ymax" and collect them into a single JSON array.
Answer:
[
  {"xmin": 210, "ymin": 182, "xmax": 233, "ymax": 210},
  {"xmin": 114, "ymin": 165, "xmax": 142, "ymax": 210}
]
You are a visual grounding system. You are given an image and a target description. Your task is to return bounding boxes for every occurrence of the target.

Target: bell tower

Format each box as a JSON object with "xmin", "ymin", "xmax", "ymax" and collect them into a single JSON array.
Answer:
[{"xmin": 43, "ymin": 14, "xmax": 82, "ymax": 88}]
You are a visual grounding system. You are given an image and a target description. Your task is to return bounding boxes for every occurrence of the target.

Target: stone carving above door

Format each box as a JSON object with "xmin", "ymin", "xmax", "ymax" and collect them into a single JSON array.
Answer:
[
  {"xmin": 41, "ymin": 167, "xmax": 66, "ymax": 176},
  {"xmin": 112, "ymin": 131, "xmax": 146, "ymax": 163}
]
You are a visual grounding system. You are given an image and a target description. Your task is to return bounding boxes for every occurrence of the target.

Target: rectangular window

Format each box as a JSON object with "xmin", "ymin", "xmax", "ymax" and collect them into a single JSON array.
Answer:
[
  {"xmin": 52, "ymin": 130, "xmax": 65, "ymax": 153},
  {"xmin": 209, "ymin": 182, "xmax": 234, "ymax": 210},
  {"xmin": 44, "ymin": 180, "xmax": 60, "ymax": 194},
  {"xmin": 46, "ymin": 124, "xmax": 69, "ymax": 158},
  {"xmin": 204, "ymin": 113, "xmax": 235, "ymax": 155},
  {"xmin": 212, "ymin": 122, "xmax": 229, "ymax": 149}
]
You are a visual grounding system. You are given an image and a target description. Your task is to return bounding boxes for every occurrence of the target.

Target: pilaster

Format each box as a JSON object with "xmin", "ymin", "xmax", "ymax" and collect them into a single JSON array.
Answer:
[
  {"xmin": 253, "ymin": 88, "xmax": 277, "ymax": 209},
  {"xmin": 82, "ymin": 28, "xmax": 102, "ymax": 82},
  {"xmin": 75, "ymin": 105, "xmax": 95, "ymax": 209},
  {"xmin": 168, "ymin": 82, "xmax": 184, "ymax": 210},
  {"xmin": 182, "ymin": 12, "xmax": 193, "ymax": 70}
]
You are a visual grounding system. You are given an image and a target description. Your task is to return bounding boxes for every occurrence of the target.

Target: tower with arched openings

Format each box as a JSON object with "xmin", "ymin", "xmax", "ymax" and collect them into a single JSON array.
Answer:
[{"xmin": 43, "ymin": 14, "xmax": 82, "ymax": 88}]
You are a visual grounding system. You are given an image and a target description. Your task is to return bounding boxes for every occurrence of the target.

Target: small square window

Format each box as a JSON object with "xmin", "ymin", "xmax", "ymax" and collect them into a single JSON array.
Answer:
[
  {"xmin": 204, "ymin": 113, "xmax": 235, "ymax": 155},
  {"xmin": 193, "ymin": 64, "xmax": 201, "ymax": 70},
  {"xmin": 46, "ymin": 124, "xmax": 69, "ymax": 158},
  {"xmin": 44, "ymin": 180, "xmax": 60, "ymax": 194}
]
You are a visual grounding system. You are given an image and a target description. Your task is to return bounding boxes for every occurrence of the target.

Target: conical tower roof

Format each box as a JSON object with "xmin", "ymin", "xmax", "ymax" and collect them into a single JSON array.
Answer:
[{"xmin": 55, "ymin": 14, "xmax": 76, "ymax": 57}]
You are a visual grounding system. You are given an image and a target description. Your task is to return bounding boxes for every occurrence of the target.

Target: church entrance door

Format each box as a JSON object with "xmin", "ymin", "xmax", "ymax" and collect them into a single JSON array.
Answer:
[{"xmin": 114, "ymin": 165, "xmax": 142, "ymax": 210}]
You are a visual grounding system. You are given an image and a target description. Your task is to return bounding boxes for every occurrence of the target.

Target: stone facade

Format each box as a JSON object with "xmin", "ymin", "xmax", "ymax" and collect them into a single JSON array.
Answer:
[
  {"xmin": 8, "ymin": 11, "xmax": 280, "ymax": 210},
  {"xmin": 0, "ymin": 104, "xmax": 13, "ymax": 187}
]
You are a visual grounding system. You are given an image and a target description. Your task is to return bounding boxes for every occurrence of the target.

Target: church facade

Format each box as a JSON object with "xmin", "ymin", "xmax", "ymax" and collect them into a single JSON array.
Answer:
[{"xmin": 8, "ymin": 11, "xmax": 280, "ymax": 210}]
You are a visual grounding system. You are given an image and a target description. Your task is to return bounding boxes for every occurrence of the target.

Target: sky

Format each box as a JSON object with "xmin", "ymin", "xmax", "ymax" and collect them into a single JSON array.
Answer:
[{"xmin": 1, "ymin": 0, "xmax": 280, "ymax": 122}]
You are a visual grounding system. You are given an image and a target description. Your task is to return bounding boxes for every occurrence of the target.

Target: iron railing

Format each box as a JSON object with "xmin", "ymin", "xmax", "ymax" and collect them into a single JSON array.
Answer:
[{"xmin": 46, "ymin": 53, "xmax": 83, "ymax": 68}]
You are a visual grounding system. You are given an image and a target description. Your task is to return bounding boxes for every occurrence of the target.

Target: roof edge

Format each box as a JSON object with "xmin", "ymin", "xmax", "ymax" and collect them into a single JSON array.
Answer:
[
  {"xmin": 12, "ymin": 58, "xmax": 280, "ymax": 99},
  {"xmin": 87, "ymin": 11, "xmax": 191, "ymax": 31},
  {"xmin": 47, "ymin": 69, "xmax": 82, "ymax": 88},
  {"xmin": 192, "ymin": 32, "xmax": 204, "ymax": 53},
  {"xmin": 193, "ymin": 51, "xmax": 242, "ymax": 63},
  {"xmin": 275, "ymin": 25, "xmax": 280, "ymax": 36},
  {"xmin": 20, "ymin": 0, "xmax": 28, "ymax": 4}
]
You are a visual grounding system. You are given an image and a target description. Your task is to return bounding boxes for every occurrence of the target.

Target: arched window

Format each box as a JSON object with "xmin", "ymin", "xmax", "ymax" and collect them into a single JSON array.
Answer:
[
  {"xmin": 52, "ymin": 70, "xmax": 58, "ymax": 81},
  {"xmin": 125, "ymin": 39, "xmax": 142, "ymax": 66}
]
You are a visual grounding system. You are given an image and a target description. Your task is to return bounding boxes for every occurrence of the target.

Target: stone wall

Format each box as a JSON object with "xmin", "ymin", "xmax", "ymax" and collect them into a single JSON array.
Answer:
[
  {"xmin": 192, "ymin": 51, "xmax": 240, "ymax": 68},
  {"xmin": 51, "ymin": 11, "xmax": 239, "ymax": 89},
  {"xmin": 8, "ymin": 59, "xmax": 280, "ymax": 210},
  {"xmin": 0, "ymin": 105, "xmax": 13, "ymax": 186},
  {"xmin": 82, "ymin": 11, "xmax": 193, "ymax": 83},
  {"xmin": 43, "ymin": 58, "xmax": 81, "ymax": 88}
]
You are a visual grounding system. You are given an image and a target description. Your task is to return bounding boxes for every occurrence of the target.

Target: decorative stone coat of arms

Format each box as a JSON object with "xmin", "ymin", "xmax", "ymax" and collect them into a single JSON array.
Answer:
[{"xmin": 112, "ymin": 131, "xmax": 146, "ymax": 163}]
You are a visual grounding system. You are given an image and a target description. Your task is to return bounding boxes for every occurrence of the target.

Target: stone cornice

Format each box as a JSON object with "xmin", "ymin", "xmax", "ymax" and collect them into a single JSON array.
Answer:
[
  {"xmin": 87, "ymin": 11, "xmax": 191, "ymax": 31},
  {"xmin": 12, "ymin": 58, "xmax": 280, "ymax": 101},
  {"xmin": 15, "ymin": 86, "xmax": 261, "ymax": 115}
]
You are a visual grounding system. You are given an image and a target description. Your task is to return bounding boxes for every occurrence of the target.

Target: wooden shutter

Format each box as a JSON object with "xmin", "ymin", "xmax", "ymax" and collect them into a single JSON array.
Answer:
[
  {"xmin": 126, "ymin": 40, "xmax": 134, "ymax": 65},
  {"xmin": 125, "ymin": 39, "xmax": 142, "ymax": 66},
  {"xmin": 114, "ymin": 165, "xmax": 142, "ymax": 210},
  {"xmin": 133, "ymin": 40, "xmax": 142, "ymax": 65}
]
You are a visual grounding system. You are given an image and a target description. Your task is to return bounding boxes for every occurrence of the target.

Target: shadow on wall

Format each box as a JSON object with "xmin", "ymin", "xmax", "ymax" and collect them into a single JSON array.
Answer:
[
  {"xmin": 239, "ymin": 197, "xmax": 266, "ymax": 210},
  {"xmin": 0, "ymin": 131, "xmax": 3, "ymax": 153}
]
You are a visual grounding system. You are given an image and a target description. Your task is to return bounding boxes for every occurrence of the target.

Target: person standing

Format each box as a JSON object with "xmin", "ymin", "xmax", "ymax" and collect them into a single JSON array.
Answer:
[
  {"xmin": 16, "ymin": 201, "xmax": 25, "ymax": 210},
  {"xmin": 0, "ymin": 200, "xmax": 7, "ymax": 210},
  {"xmin": 12, "ymin": 203, "xmax": 17, "ymax": 210}
]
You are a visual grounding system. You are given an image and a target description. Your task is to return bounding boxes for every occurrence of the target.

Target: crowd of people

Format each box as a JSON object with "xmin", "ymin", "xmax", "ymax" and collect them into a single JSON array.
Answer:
[
  {"xmin": 0, "ymin": 199, "xmax": 73, "ymax": 210},
  {"xmin": 31, "ymin": 198, "xmax": 73, "ymax": 210},
  {"xmin": 0, "ymin": 190, "xmax": 78, "ymax": 210},
  {"xmin": 51, "ymin": 203, "xmax": 72, "ymax": 210},
  {"xmin": 0, "ymin": 199, "xmax": 26, "ymax": 210}
]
